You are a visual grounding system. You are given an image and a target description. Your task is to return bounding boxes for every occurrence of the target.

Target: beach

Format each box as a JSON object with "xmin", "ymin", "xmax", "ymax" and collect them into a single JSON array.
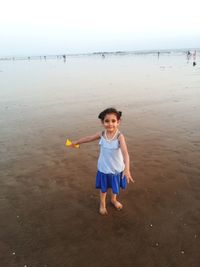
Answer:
[{"xmin": 0, "ymin": 52, "xmax": 200, "ymax": 266}]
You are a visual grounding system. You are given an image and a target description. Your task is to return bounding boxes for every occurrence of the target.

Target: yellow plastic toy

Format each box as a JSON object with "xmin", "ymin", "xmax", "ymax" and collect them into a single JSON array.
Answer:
[{"xmin": 66, "ymin": 139, "xmax": 79, "ymax": 148}]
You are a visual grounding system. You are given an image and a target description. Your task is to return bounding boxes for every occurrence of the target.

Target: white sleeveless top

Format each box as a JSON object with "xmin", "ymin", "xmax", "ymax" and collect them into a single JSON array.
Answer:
[{"xmin": 97, "ymin": 131, "xmax": 125, "ymax": 174}]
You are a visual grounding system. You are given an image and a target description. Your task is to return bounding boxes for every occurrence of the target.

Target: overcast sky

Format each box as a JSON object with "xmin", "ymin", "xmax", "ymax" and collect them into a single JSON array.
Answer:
[{"xmin": 1, "ymin": 0, "xmax": 200, "ymax": 56}]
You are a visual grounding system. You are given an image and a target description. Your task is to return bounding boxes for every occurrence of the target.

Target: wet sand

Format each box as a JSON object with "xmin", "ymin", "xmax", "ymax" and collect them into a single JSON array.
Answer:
[{"xmin": 0, "ymin": 53, "xmax": 200, "ymax": 266}]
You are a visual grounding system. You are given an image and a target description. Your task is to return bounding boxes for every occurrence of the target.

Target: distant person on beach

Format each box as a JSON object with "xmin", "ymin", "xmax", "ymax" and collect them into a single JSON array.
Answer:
[
  {"xmin": 69, "ymin": 107, "xmax": 134, "ymax": 215},
  {"xmin": 186, "ymin": 50, "xmax": 192, "ymax": 63},
  {"xmin": 187, "ymin": 50, "xmax": 191, "ymax": 58},
  {"xmin": 192, "ymin": 50, "xmax": 196, "ymax": 59},
  {"xmin": 192, "ymin": 50, "xmax": 197, "ymax": 66},
  {"xmin": 63, "ymin": 54, "xmax": 66, "ymax": 62}
]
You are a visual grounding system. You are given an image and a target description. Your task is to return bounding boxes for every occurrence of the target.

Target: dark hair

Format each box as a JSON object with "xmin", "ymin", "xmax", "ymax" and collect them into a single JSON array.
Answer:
[{"xmin": 98, "ymin": 107, "xmax": 122, "ymax": 121}]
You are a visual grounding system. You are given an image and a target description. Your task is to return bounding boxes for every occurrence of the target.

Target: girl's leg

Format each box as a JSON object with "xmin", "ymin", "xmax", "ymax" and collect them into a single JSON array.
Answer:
[
  {"xmin": 99, "ymin": 191, "xmax": 108, "ymax": 215},
  {"xmin": 110, "ymin": 191, "xmax": 123, "ymax": 210}
]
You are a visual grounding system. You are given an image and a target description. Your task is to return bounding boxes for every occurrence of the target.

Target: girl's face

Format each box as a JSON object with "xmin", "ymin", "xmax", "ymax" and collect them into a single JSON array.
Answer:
[{"xmin": 102, "ymin": 113, "xmax": 120, "ymax": 133}]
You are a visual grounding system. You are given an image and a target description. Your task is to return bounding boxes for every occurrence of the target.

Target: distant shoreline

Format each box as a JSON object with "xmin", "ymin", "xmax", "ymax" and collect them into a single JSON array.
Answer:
[{"xmin": 0, "ymin": 48, "xmax": 199, "ymax": 61}]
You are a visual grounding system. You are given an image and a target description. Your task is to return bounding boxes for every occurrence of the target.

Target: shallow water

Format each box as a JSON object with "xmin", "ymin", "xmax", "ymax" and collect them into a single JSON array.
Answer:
[{"xmin": 0, "ymin": 53, "xmax": 199, "ymax": 167}]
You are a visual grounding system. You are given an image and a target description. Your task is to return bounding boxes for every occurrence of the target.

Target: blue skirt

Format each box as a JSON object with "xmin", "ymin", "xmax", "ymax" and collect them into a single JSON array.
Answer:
[{"xmin": 96, "ymin": 170, "xmax": 127, "ymax": 194}]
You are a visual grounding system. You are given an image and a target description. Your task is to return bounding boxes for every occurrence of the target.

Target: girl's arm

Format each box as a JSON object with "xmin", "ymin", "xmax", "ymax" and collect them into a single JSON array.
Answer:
[
  {"xmin": 119, "ymin": 134, "xmax": 135, "ymax": 183},
  {"xmin": 72, "ymin": 132, "xmax": 101, "ymax": 146}
]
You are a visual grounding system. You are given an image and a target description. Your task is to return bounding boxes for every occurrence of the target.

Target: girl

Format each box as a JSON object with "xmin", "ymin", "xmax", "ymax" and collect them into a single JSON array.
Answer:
[{"xmin": 70, "ymin": 107, "xmax": 134, "ymax": 215}]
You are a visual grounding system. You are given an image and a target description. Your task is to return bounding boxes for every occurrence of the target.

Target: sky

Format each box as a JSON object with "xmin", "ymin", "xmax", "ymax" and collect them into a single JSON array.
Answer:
[{"xmin": 1, "ymin": 0, "xmax": 200, "ymax": 56}]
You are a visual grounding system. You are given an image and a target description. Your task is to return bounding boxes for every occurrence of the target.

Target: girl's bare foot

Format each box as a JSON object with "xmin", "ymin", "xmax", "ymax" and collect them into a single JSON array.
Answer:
[
  {"xmin": 111, "ymin": 200, "xmax": 123, "ymax": 210},
  {"xmin": 99, "ymin": 203, "xmax": 108, "ymax": 215}
]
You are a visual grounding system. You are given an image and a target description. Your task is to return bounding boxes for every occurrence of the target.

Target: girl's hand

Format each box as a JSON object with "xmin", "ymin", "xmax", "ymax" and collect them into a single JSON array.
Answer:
[
  {"xmin": 123, "ymin": 169, "xmax": 135, "ymax": 184},
  {"xmin": 71, "ymin": 141, "xmax": 79, "ymax": 148},
  {"xmin": 66, "ymin": 139, "xmax": 79, "ymax": 148}
]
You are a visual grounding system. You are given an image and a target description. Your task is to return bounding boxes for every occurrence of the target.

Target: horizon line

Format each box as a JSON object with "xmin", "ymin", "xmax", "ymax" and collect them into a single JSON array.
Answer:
[{"xmin": 0, "ymin": 47, "xmax": 199, "ymax": 60}]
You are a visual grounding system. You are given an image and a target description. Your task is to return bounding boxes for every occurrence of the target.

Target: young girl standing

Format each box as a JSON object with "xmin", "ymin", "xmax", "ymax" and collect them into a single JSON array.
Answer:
[{"xmin": 70, "ymin": 107, "xmax": 134, "ymax": 215}]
